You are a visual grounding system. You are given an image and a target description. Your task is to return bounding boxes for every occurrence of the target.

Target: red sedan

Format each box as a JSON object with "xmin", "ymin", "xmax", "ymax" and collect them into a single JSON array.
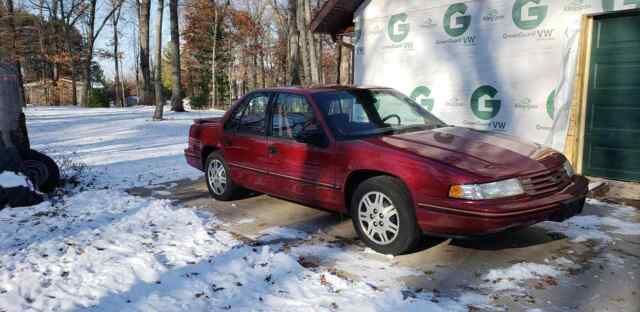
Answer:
[{"xmin": 185, "ymin": 86, "xmax": 589, "ymax": 255}]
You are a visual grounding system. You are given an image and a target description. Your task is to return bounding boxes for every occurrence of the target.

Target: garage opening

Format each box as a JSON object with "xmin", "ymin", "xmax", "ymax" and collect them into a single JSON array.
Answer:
[{"xmin": 583, "ymin": 11, "xmax": 640, "ymax": 182}]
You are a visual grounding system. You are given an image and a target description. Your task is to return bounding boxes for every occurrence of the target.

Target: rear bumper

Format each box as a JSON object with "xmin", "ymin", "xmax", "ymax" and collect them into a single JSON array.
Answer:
[
  {"xmin": 184, "ymin": 148, "xmax": 203, "ymax": 171},
  {"xmin": 415, "ymin": 175, "xmax": 589, "ymax": 236}
]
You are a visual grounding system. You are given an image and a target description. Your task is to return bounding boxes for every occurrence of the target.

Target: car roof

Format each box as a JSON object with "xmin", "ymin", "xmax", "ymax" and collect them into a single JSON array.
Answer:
[{"xmin": 256, "ymin": 85, "xmax": 393, "ymax": 95}]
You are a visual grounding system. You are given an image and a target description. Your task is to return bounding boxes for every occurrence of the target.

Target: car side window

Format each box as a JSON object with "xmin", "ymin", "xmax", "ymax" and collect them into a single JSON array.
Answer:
[
  {"xmin": 271, "ymin": 93, "xmax": 318, "ymax": 139},
  {"xmin": 226, "ymin": 93, "xmax": 269, "ymax": 135}
]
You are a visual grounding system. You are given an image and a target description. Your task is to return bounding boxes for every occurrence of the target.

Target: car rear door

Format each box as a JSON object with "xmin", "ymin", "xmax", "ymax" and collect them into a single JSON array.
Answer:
[
  {"xmin": 265, "ymin": 92, "xmax": 338, "ymax": 208},
  {"xmin": 222, "ymin": 92, "xmax": 272, "ymax": 191}
]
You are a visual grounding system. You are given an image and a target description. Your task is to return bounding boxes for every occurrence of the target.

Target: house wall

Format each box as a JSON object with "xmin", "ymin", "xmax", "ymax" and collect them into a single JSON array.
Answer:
[
  {"xmin": 25, "ymin": 80, "xmax": 84, "ymax": 106},
  {"xmin": 353, "ymin": 0, "xmax": 638, "ymax": 152}
]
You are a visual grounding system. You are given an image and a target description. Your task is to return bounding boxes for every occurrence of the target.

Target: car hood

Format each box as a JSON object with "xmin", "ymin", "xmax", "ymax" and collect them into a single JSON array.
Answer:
[{"xmin": 363, "ymin": 127, "xmax": 563, "ymax": 179}]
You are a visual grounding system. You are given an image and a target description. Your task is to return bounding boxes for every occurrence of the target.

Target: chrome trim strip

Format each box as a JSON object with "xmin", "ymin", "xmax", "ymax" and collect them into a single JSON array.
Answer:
[
  {"xmin": 227, "ymin": 161, "xmax": 338, "ymax": 189},
  {"xmin": 417, "ymin": 202, "xmax": 559, "ymax": 217}
]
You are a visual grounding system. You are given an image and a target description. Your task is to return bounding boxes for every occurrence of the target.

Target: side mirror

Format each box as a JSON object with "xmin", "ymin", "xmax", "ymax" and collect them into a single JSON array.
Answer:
[{"xmin": 294, "ymin": 129, "xmax": 328, "ymax": 148}]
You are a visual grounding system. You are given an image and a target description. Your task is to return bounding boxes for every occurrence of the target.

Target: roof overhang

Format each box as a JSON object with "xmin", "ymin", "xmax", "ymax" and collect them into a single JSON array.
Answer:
[{"xmin": 311, "ymin": 0, "xmax": 364, "ymax": 36}]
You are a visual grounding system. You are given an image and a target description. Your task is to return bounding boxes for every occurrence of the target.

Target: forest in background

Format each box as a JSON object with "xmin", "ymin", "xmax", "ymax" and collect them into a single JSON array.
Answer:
[{"xmin": 0, "ymin": 0, "xmax": 343, "ymax": 118}]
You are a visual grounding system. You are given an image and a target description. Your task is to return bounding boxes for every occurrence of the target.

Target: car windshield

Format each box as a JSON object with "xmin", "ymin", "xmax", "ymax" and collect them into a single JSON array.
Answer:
[{"xmin": 312, "ymin": 89, "xmax": 447, "ymax": 140}]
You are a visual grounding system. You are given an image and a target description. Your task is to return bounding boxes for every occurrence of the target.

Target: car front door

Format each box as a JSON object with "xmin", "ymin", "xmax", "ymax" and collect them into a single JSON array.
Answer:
[
  {"xmin": 222, "ymin": 92, "xmax": 271, "ymax": 192},
  {"xmin": 265, "ymin": 92, "xmax": 337, "ymax": 208}
]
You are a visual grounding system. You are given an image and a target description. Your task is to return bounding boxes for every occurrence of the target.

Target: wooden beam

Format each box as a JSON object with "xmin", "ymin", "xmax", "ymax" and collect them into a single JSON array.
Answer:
[
  {"xmin": 564, "ymin": 16, "xmax": 593, "ymax": 174},
  {"xmin": 576, "ymin": 17, "xmax": 595, "ymax": 174}
]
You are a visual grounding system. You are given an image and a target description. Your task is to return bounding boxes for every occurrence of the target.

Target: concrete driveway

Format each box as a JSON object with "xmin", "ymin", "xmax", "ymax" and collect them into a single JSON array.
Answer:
[{"xmin": 130, "ymin": 178, "xmax": 640, "ymax": 312}]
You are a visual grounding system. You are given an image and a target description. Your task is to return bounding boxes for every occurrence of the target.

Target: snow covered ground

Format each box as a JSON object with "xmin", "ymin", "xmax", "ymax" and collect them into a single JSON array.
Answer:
[
  {"xmin": 0, "ymin": 106, "xmax": 637, "ymax": 311},
  {"xmin": 26, "ymin": 106, "xmax": 223, "ymax": 189},
  {"xmin": 1, "ymin": 190, "xmax": 488, "ymax": 311}
]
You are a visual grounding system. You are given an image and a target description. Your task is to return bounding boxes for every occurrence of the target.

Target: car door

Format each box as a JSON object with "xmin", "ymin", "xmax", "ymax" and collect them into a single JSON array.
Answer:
[
  {"xmin": 222, "ymin": 92, "xmax": 271, "ymax": 191},
  {"xmin": 265, "ymin": 92, "xmax": 337, "ymax": 207}
]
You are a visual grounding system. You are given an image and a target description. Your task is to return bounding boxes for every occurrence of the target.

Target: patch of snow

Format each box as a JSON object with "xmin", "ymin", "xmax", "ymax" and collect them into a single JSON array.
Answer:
[
  {"xmin": 601, "ymin": 217, "xmax": 640, "ymax": 236},
  {"xmin": 482, "ymin": 263, "xmax": 561, "ymax": 292},
  {"xmin": 253, "ymin": 226, "xmax": 310, "ymax": 242},
  {"xmin": 553, "ymin": 257, "xmax": 574, "ymax": 266},
  {"xmin": 235, "ymin": 218, "xmax": 255, "ymax": 225},
  {"xmin": 605, "ymin": 253, "xmax": 625, "ymax": 266},
  {"xmin": 536, "ymin": 200, "xmax": 640, "ymax": 242},
  {"xmin": 0, "ymin": 171, "xmax": 30, "ymax": 188},
  {"xmin": 588, "ymin": 199, "xmax": 638, "ymax": 219},
  {"xmin": 290, "ymin": 244, "xmax": 422, "ymax": 289},
  {"xmin": 539, "ymin": 215, "xmax": 613, "ymax": 242},
  {"xmin": 153, "ymin": 190, "xmax": 172, "ymax": 196},
  {"xmin": 363, "ymin": 247, "xmax": 396, "ymax": 259}
]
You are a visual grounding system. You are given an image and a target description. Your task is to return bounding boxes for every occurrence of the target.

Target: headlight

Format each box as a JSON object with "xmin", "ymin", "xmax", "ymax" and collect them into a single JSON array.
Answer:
[
  {"xmin": 449, "ymin": 178, "xmax": 524, "ymax": 200},
  {"xmin": 563, "ymin": 160, "xmax": 574, "ymax": 177}
]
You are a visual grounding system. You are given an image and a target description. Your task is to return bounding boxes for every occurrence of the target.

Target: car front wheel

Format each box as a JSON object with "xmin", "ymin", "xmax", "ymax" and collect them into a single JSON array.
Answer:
[
  {"xmin": 205, "ymin": 152, "xmax": 240, "ymax": 201},
  {"xmin": 351, "ymin": 176, "xmax": 421, "ymax": 255}
]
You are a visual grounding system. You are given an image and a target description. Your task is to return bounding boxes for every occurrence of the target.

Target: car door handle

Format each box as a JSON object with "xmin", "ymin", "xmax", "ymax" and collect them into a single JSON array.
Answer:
[
  {"xmin": 268, "ymin": 145, "xmax": 278, "ymax": 155},
  {"xmin": 223, "ymin": 138, "xmax": 232, "ymax": 147}
]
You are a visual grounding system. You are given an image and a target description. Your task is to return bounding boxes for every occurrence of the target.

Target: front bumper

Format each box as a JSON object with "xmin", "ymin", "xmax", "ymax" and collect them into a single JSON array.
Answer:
[{"xmin": 415, "ymin": 175, "xmax": 589, "ymax": 236}]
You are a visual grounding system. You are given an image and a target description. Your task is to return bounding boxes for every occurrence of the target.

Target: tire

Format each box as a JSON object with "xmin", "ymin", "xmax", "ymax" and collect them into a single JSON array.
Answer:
[
  {"xmin": 23, "ymin": 149, "xmax": 60, "ymax": 193},
  {"xmin": 205, "ymin": 152, "xmax": 240, "ymax": 201},
  {"xmin": 350, "ymin": 176, "xmax": 421, "ymax": 255}
]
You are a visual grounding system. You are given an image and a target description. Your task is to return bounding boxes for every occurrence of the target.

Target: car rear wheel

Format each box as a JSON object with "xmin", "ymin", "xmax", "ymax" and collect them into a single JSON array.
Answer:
[
  {"xmin": 205, "ymin": 152, "xmax": 240, "ymax": 201},
  {"xmin": 351, "ymin": 176, "xmax": 421, "ymax": 255}
]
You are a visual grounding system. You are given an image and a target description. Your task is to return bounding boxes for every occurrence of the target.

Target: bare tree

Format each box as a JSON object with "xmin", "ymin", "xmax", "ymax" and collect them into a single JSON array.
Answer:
[
  {"xmin": 80, "ymin": 0, "xmax": 123, "ymax": 106},
  {"xmin": 271, "ymin": 0, "xmax": 288, "ymax": 85},
  {"xmin": 133, "ymin": 27, "xmax": 141, "ymax": 100},
  {"xmin": 152, "ymin": 0, "xmax": 165, "ymax": 120},
  {"xmin": 304, "ymin": 0, "xmax": 319, "ymax": 84},
  {"xmin": 110, "ymin": 0, "xmax": 124, "ymax": 107},
  {"xmin": 287, "ymin": 0, "xmax": 300, "ymax": 85},
  {"xmin": 5, "ymin": 0, "xmax": 26, "ymax": 105},
  {"xmin": 296, "ymin": 0, "xmax": 310, "ymax": 85},
  {"xmin": 211, "ymin": 0, "xmax": 229, "ymax": 108},
  {"xmin": 1, "ymin": 0, "xmax": 29, "ymax": 155},
  {"xmin": 56, "ymin": 0, "xmax": 85, "ymax": 106},
  {"xmin": 137, "ymin": 0, "xmax": 152, "ymax": 105},
  {"xmin": 169, "ymin": 0, "xmax": 184, "ymax": 111}
]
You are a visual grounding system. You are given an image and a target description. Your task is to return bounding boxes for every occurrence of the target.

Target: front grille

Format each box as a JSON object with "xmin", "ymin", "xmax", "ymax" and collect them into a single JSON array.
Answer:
[{"xmin": 519, "ymin": 167, "xmax": 570, "ymax": 197}]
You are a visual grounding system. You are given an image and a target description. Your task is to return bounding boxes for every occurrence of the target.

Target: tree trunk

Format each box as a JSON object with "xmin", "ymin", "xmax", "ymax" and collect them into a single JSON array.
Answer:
[
  {"xmin": 5, "ymin": 0, "xmax": 26, "ymax": 107},
  {"xmin": 211, "ymin": 0, "xmax": 218, "ymax": 108},
  {"xmin": 251, "ymin": 52, "xmax": 257, "ymax": 90},
  {"xmin": 0, "ymin": 64, "xmax": 29, "ymax": 157},
  {"xmin": 296, "ymin": 0, "xmax": 310, "ymax": 85},
  {"xmin": 70, "ymin": 68, "xmax": 78, "ymax": 106},
  {"xmin": 169, "ymin": 0, "xmax": 184, "ymax": 112},
  {"xmin": 287, "ymin": 0, "xmax": 301, "ymax": 85},
  {"xmin": 138, "ymin": 0, "xmax": 153, "ymax": 106},
  {"xmin": 80, "ymin": 0, "xmax": 98, "ymax": 107},
  {"xmin": 153, "ymin": 0, "xmax": 165, "ymax": 120},
  {"xmin": 260, "ymin": 50, "xmax": 266, "ymax": 88},
  {"xmin": 304, "ymin": 0, "xmax": 320, "ymax": 84},
  {"xmin": 112, "ymin": 2, "xmax": 123, "ymax": 107},
  {"xmin": 134, "ymin": 32, "xmax": 141, "ymax": 102}
]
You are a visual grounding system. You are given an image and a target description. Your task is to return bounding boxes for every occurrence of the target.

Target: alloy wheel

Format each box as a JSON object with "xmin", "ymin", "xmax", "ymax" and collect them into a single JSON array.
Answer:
[
  {"xmin": 208, "ymin": 159, "xmax": 227, "ymax": 195},
  {"xmin": 358, "ymin": 191, "xmax": 400, "ymax": 245}
]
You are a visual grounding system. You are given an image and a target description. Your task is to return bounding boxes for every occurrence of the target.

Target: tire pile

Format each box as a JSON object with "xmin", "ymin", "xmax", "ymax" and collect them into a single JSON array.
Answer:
[{"xmin": 0, "ymin": 147, "xmax": 59, "ymax": 209}]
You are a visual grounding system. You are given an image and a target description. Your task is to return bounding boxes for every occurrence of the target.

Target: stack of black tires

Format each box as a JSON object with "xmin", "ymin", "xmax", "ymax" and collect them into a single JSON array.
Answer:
[{"xmin": 0, "ymin": 147, "xmax": 59, "ymax": 209}]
